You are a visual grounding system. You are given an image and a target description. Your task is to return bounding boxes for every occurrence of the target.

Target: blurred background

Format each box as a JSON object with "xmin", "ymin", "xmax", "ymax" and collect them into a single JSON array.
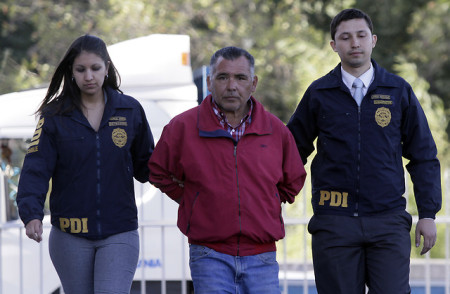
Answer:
[
  {"xmin": 1, "ymin": 0, "xmax": 449, "ymax": 146},
  {"xmin": 1, "ymin": 0, "xmax": 449, "ymax": 293}
]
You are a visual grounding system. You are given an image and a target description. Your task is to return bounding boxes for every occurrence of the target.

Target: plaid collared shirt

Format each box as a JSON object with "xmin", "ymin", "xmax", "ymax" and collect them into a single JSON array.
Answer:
[{"xmin": 212, "ymin": 98, "xmax": 253, "ymax": 142}]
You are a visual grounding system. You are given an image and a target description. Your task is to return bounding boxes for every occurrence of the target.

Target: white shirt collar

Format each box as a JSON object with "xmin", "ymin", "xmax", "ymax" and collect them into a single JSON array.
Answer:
[{"xmin": 341, "ymin": 63, "xmax": 374, "ymax": 92}]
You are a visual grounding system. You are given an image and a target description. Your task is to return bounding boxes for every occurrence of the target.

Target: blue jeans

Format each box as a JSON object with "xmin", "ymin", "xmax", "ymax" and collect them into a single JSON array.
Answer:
[
  {"xmin": 49, "ymin": 226, "xmax": 139, "ymax": 294},
  {"xmin": 189, "ymin": 244, "xmax": 280, "ymax": 294}
]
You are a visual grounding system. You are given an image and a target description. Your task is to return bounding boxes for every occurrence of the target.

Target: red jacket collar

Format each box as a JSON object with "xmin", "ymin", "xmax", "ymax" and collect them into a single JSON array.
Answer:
[{"xmin": 197, "ymin": 95, "xmax": 273, "ymax": 135}]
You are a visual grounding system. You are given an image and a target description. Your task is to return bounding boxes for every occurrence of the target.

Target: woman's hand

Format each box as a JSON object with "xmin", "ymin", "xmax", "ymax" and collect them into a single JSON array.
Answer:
[{"xmin": 25, "ymin": 219, "xmax": 43, "ymax": 243}]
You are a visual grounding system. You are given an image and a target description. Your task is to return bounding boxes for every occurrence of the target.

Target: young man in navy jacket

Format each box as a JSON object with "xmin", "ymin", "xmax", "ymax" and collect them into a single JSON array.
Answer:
[{"xmin": 287, "ymin": 8, "xmax": 441, "ymax": 294}]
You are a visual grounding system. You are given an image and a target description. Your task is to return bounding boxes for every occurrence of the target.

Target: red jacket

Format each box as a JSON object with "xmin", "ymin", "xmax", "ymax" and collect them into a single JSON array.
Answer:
[{"xmin": 149, "ymin": 95, "xmax": 306, "ymax": 256}]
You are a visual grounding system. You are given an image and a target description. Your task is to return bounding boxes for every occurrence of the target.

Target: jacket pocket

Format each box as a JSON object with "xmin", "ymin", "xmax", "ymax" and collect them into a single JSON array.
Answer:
[
  {"xmin": 275, "ymin": 192, "xmax": 284, "ymax": 231},
  {"xmin": 186, "ymin": 191, "xmax": 200, "ymax": 234}
]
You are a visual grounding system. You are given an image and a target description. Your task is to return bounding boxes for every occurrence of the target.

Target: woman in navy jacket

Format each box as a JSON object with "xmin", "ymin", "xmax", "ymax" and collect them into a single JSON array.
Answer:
[{"xmin": 16, "ymin": 35, "xmax": 154, "ymax": 294}]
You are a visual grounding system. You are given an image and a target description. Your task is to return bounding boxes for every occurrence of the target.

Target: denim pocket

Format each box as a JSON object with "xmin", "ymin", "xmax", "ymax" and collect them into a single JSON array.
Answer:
[
  {"xmin": 189, "ymin": 245, "xmax": 213, "ymax": 262},
  {"xmin": 256, "ymin": 251, "xmax": 278, "ymax": 265}
]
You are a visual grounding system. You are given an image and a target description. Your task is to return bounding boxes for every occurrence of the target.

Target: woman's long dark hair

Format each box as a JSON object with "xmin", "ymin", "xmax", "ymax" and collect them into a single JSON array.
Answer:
[{"xmin": 37, "ymin": 34, "xmax": 122, "ymax": 116}]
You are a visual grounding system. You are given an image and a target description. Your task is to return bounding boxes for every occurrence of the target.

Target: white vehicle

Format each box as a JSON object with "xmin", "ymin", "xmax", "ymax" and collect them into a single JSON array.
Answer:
[{"xmin": 0, "ymin": 34, "xmax": 197, "ymax": 294}]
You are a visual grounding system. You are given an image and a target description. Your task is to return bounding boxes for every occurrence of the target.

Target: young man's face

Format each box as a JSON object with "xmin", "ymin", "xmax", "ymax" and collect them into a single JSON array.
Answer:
[{"xmin": 330, "ymin": 18, "xmax": 377, "ymax": 74}]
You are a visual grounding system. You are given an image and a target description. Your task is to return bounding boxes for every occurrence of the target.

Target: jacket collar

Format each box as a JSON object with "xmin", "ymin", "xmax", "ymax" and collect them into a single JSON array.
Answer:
[
  {"xmin": 197, "ymin": 95, "xmax": 272, "ymax": 137},
  {"xmin": 317, "ymin": 59, "xmax": 399, "ymax": 93},
  {"xmin": 69, "ymin": 87, "xmax": 128, "ymax": 128}
]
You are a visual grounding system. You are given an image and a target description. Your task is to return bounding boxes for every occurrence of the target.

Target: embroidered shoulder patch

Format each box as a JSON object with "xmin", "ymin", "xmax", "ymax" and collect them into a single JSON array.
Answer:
[{"xmin": 27, "ymin": 117, "xmax": 45, "ymax": 154}]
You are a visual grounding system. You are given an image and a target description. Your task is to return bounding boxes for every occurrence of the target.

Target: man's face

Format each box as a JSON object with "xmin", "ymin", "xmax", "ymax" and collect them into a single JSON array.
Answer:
[
  {"xmin": 207, "ymin": 56, "xmax": 258, "ymax": 117},
  {"xmin": 330, "ymin": 18, "xmax": 377, "ymax": 73}
]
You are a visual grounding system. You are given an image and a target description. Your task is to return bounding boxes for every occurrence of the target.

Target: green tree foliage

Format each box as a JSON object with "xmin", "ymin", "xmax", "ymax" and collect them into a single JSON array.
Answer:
[
  {"xmin": 0, "ymin": 0, "xmax": 328, "ymax": 122},
  {"xmin": 0, "ymin": 0, "xmax": 40, "ymax": 92},
  {"xmin": 394, "ymin": 58, "xmax": 449, "ymax": 161},
  {"xmin": 1, "ymin": 0, "xmax": 449, "ymax": 129},
  {"xmin": 0, "ymin": 0, "xmax": 108, "ymax": 91},
  {"xmin": 405, "ymin": 0, "xmax": 450, "ymax": 138},
  {"xmin": 357, "ymin": 0, "xmax": 430, "ymax": 70},
  {"xmin": 396, "ymin": 58, "xmax": 449, "ymax": 258}
]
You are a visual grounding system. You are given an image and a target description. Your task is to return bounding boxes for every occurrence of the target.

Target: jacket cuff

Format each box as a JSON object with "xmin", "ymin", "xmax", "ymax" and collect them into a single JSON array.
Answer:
[{"xmin": 418, "ymin": 212, "xmax": 436, "ymax": 220}]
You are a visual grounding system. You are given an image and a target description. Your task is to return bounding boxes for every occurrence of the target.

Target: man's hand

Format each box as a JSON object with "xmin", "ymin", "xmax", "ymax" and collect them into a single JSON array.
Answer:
[
  {"xmin": 415, "ymin": 218, "xmax": 437, "ymax": 255},
  {"xmin": 171, "ymin": 175, "xmax": 184, "ymax": 188},
  {"xmin": 25, "ymin": 219, "xmax": 43, "ymax": 243}
]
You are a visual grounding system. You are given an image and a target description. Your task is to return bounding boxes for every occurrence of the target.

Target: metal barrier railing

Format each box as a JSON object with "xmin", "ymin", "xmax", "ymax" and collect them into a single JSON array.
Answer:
[
  {"xmin": 0, "ymin": 216, "xmax": 450, "ymax": 294},
  {"xmin": 1, "ymin": 164, "xmax": 447, "ymax": 294}
]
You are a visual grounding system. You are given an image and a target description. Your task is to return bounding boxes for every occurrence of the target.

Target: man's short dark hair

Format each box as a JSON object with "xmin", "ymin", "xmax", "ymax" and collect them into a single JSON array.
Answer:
[
  {"xmin": 209, "ymin": 46, "xmax": 255, "ymax": 76},
  {"xmin": 330, "ymin": 8, "xmax": 374, "ymax": 41}
]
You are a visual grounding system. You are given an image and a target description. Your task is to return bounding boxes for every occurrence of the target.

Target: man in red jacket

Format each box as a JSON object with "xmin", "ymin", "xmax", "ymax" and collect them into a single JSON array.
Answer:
[{"xmin": 148, "ymin": 46, "xmax": 306, "ymax": 293}]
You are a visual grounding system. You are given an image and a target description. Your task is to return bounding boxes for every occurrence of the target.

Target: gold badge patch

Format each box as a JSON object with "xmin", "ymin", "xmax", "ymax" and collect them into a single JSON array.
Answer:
[
  {"xmin": 375, "ymin": 107, "xmax": 391, "ymax": 127},
  {"xmin": 112, "ymin": 128, "xmax": 127, "ymax": 148}
]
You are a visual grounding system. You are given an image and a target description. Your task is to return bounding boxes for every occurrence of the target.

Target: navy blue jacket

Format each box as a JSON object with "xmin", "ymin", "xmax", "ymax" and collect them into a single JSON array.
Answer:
[
  {"xmin": 287, "ymin": 60, "xmax": 441, "ymax": 219},
  {"xmin": 17, "ymin": 87, "xmax": 154, "ymax": 239}
]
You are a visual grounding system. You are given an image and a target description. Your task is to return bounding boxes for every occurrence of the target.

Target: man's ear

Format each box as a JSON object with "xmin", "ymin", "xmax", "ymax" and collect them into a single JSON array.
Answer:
[
  {"xmin": 330, "ymin": 40, "xmax": 337, "ymax": 52},
  {"xmin": 206, "ymin": 75, "xmax": 212, "ymax": 92},
  {"xmin": 251, "ymin": 75, "xmax": 258, "ymax": 92},
  {"xmin": 372, "ymin": 34, "xmax": 377, "ymax": 48}
]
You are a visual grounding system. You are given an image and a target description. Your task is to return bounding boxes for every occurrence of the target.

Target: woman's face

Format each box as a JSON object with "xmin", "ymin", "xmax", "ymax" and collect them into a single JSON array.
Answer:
[{"xmin": 72, "ymin": 51, "xmax": 109, "ymax": 98}]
